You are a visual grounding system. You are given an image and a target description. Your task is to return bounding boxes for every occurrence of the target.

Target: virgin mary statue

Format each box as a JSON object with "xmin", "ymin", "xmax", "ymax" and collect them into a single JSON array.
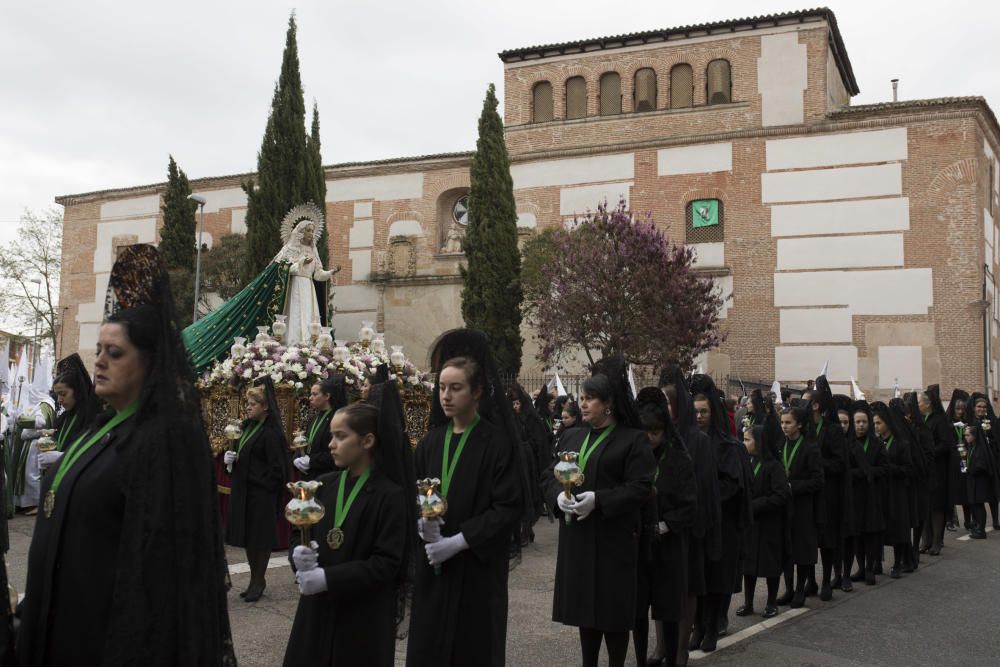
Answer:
[{"xmin": 182, "ymin": 203, "xmax": 338, "ymax": 375}]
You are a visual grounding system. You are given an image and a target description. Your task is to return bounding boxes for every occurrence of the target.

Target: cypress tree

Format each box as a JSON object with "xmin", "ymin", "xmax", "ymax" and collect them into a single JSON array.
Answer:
[
  {"xmin": 242, "ymin": 13, "xmax": 318, "ymax": 274},
  {"xmin": 460, "ymin": 83, "xmax": 523, "ymax": 378},
  {"xmin": 159, "ymin": 155, "xmax": 197, "ymax": 271},
  {"xmin": 307, "ymin": 102, "xmax": 329, "ymax": 267}
]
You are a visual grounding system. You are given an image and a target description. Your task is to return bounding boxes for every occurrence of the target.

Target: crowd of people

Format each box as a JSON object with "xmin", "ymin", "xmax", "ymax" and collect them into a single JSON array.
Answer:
[{"xmin": 1, "ymin": 242, "xmax": 997, "ymax": 667}]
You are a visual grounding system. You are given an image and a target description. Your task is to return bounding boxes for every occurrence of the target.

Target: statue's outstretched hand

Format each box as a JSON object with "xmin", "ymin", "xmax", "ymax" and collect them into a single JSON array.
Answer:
[{"xmin": 302, "ymin": 256, "xmax": 313, "ymax": 265}]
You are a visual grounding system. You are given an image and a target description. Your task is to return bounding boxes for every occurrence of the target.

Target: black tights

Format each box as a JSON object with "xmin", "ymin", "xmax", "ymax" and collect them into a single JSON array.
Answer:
[
  {"xmin": 246, "ymin": 548, "xmax": 271, "ymax": 592},
  {"xmin": 922, "ymin": 511, "xmax": 945, "ymax": 549},
  {"xmin": 820, "ymin": 546, "xmax": 841, "ymax": 586},
  {"xmin": 849, "ymin": 533, "xmax": 881, "ymax": 574},
  {"xmin": 677, "ymin": 594, "xmax": 697, "ymax": 666},
  {"xmin": 990, "ymin": 501, "xmax": 999, "ymax": 527},
  {"xmin": 782, "ymin": 562, "xmax": 811, "ymax": 597},
  {"xmin": 743, "ymin": 575, "xmax": 779, "ymax": 608},
  {"xmin": 580, "ymin": 627, "xmax": 629, "ymax": 667},
  {"xmin": 972, "ymin": 504, "xmax": 987, "ymax": 531}
]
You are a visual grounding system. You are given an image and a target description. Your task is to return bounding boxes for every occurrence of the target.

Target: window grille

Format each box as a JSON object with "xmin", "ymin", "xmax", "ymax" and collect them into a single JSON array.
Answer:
[
  {"xmin": 670, "ymin": 64, "xmax": 693, "ymax": 108},
  {"xmin": 634, "ymin": 68, "xmax": 657, "ymax": 113},
  {"xmin": 706, "ymin": 60, "xmax": 732, "ymax": 105},
  {"xmin": 599, "ymin": 72, "xmax": 622, "ymax": 116},
  {"xmin": 532, "ymin": 81, "xmax": 553, "ymax": 122},
  {"xmin": 565, "ymin": 77, "xmax": 587, "ymax": 119},
  {"xmin": 685, "ymin": 199, "xmax": 725, "ymax": 243}
]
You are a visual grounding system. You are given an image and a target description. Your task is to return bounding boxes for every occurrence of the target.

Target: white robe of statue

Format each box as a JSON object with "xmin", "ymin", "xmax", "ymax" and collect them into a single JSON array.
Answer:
[{"xmin": 272, "ymin": 219, "xmax": 333, "ymax": 345}]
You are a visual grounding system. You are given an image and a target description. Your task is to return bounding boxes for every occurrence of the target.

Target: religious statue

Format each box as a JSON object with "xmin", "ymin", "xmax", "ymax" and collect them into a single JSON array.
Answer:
[
  {"xmin": 442, "ymin": 223, "xmax": 464, "ymax": 254},
  {"xmin": 182, "ymin": 203, "xmax": 341, "ymax": 375}
]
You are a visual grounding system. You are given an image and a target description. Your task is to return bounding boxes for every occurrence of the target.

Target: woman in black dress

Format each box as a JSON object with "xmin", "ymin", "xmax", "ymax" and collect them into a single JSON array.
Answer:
[
  {"xmin": 946, "ymin": 389, "xmax": 970, "ymax": 529},
  {"xmin": 407, "ymin": 329, "xmax": 527, "ymax": 667},
  {"xmin": 871, "ymin": 401, "xmax": 914, "ymax": 578},
  {"xmin": 225, "ymin": 377, "xmax": 291, "ymax": 601},
  {"xmin": 846, "ymin": 401, "xmax": 884, "ymax": 586},
  {"xmin": 919, "ymin": 385, "xmax": 952, "ymax": 555},
  {"xmin": 776, "ymin": 406, "xmax": 823, "ymax": 607},
  {"xmin": 509, "ymin": 383, "xmax": 551, "ymax": 535},
  {"xmin": 967, "ymin": 393, "xmax": 1000, "ymax": 531},
  {"xmin": 293, "ymin": 374, "xmax": 347, "ymax": 480},
  {"xmin": 283, "ymin": 380, "xmax": 414, "ymax": 666},
  {"xmin": 18, "ymin": 244, "xmax": 234, "ymax": 665},
  {"xmin": 37, "ymin": 353, "xmax": 100, "ymax": 473},
  {"xmin": 738, "ymin": 410, "xmax": 789, "ymax": 619},
  {"xmin": 545, "ymin": 356, "xmax": 655, "ymax": 667},
  {"xmin": 635, "ymin": 388, "xmax": 697, "ymax": 667}
]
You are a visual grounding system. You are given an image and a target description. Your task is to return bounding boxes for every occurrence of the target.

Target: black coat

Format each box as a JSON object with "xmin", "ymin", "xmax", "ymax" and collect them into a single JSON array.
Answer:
[
  {"xmin": 782, "ymin": 436, "xmax": 823, "ymax": 565},
  {"xmin": 966, "ymin": 439, "xmax": 998, "ymax": 504},
  {"xmin": 850, "ymin": 436, "xmax": 885, "ymax": 534},
  {"xmin": 743, "ymin": 458, "xmax": 789, "ymax": 578},
  {"xmin": 909, "ymin": 420, "xmax": 934, "ymax": 520},
  {"xmin": 881, "ymin": 435, "xmax": 913, "ymax": 545},
  {"xmin": 642, "ymin": 443, "xmax": 697, "ymax": 622},
  {"xmin": 685, "ymin": 429, "xmax": 719, "ymax": 596},
  {"xmin": 283, "ymin": 471, "xmax": 406, "ymax": 667},
  {"xmin": 705, "ymin": 431, "xmax": 753, "ymax": 594},
  {"xmin": 924, "ymin": 412, "xmax": 953, "ymax": 512},
  {"xmin": 18, "ymin": 417, "xmax": 140, "ymax": 667},
  {"xmin": 816, "ymin": 421, "xmax": 854, "ymax": 546},
  {"xmin": 544, "ymin": 423, "xmax": 655, "ymax": 632},
  {"xmin": 302, "ymin": 410, "xmax": 336, "ymax": 480},
  {"xmin": 226, "ymin": 420, "xmax": 288, "ymax": 549},
  {"xmin": 407, "ymin": 419, "xmax": 523, "ymax": 667}
]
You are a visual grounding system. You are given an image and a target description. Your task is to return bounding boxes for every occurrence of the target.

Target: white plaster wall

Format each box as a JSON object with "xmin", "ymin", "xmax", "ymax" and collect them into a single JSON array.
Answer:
[
  {"xmin": 690, "ymin": 242, "xmax": 725, "ymax": 267},
  {"xmin": 100, "ymin": 195, "xmax": 159, "ymax": 219},
  {"xmin": 559, "ymin": 182, "xmax": 632, "ymax": 216},
  {"xmin": 776, "ymin": 234, "xmax": 904, "ymax": 270},
  {"xmin": 332, "ymin": 312, "xmax": 378, "ymax": 343},
  {"xmin": 771, "ymin": 198, "xmax": 909, "ymax": 237},
  {"xmin": 349, "ymin": 250, "xmax": 371, "ymax": 279},
  {"xmin": 775, "ymin": 345, "xmax": 858, "ymax": 382},
  {"xmin": 757, "ymin": 32, "xmax": 807, "ymax": 127},
  {"xmin": 335, "ymin": 284, "xmax": 379, "ymax": 312},
  {"xmin": 78, "ymin": 323, "xmax": 100, "ymax": 352},
  {"xmin": 192, "ymin": 187, "xmax": 247, "ymax": 213},
  {"xmin": 354, "ymin": 202, "xmax": 373, "ymax": 218},
  {"xmin": 328, "ymin": 173, "xmax": 424, "ymax": 202},
  {"xmin": 230, "ymin": 209, "xmax": 247, "ymax": 235},
  {"xmin": 388, "ymin": 219, "xmax": 423, "ymax": 237},
  {"xmin": 517, "ymin": 213, "xmax": 537, "ymax": 229},
  {"xmin": 512, "ymin": 153, "xmax": 634, "ymax": 190},
  {"xmin": 715, "ymin": 275, "xmax": 733, "ymax": 319},
  {"xmin": 773, "ymin": 268, "xmax": 933, "ymax": 315},
  {"xmin": 826, "ymin": 46, "xmax": 850, "ymax": 110},
  {"xmin": 878, "ymin": 345, "xmax": 923, "ymax": 388},
  {"xmin": 766, "ymin": 128, "xmax": 907, "ymax": 171},
  {"xmin": 780, "ymin": 308, "xmax": 852, "ymax": 343},
  {"xmin": 349, "ymin": 219, "xmax": 374, "ymax": 248},
  {"xmin": 93, "ymin": 218, "xmax": 158, "ymax": 273},
  {"xmin": 657, "ymin": 143, "xmax": 732, "ymax": 176},
  {"xmin": 77, "ymin": 272, "xmax": 110, "ymax": 323},
  {"xmin": 761, "ymin": 164, "xmax": 902, "ymax": 203}
]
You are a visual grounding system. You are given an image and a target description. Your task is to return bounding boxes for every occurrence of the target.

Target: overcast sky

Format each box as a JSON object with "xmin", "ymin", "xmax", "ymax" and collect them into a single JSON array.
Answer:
[{"xmin": 2, "ymin": 0, "xmax": 998, "ymax": 244}]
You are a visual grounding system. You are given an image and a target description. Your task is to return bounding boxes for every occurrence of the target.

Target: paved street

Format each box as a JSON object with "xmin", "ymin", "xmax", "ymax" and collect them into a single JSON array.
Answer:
[{"xmin": 6, "ymin": 514, "xmax": 999, "ymax": 666}]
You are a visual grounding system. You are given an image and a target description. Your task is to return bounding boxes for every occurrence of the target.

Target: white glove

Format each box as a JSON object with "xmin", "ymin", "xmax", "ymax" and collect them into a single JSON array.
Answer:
[
  {"xmin": 292, "ymin": 542, "xmax": 319, "ymax": 572},
  {"xmin": 418, "ymin": 517, "xmax": 443, "ymax": 543},
  {"xmin": 38, "ymin": 450, "xmax": 63, "ymax": 469},
  {"xmin": 425, "ymin": 532, "xmax": 469, "ymax": 567},
  {"xmin": 296, "ymin": 567, "xmax": 327, "ymax": 595},
  {"xmin": 657, "ymin": 521, "xmax": 670, "ymax": 536},
  {"xmin": 293, "ymin": 456, "xmax": 310, "ymax": 473},
  {"xmin": 34, "ymin": 415, "xmax": 46, "ymax": 429},
  {"xmin": 573, "ymin": 491, "xmax": 597, "ymax": 520},
  {"xmin": 556, "ymin": 492, "xmax": 577, "ymax": 515},
  {"xmin": 223, "ymin": 451, "xmax": 238, "ymax": 465},
  {"xmin": 21, "ymin": 429, "xmax": 41, "ymax": 440}
]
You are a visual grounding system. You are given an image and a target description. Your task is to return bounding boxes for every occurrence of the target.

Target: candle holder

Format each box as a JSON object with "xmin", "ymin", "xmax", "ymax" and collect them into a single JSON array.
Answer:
[
  {"xmin": 957, "ymin": 440, "xmax": 969, "ymax": 474},
  {"xmin": 223, "ymin": 419, "xmax": 242, "ymax": 473},
  {"xmin": 36, "ymin": 429, "xmax": 57, "ymax": 453},
  {"xmin": 231, "ymin": 336, "xmax": 247, "ymax": 359},
  {"xmin": 317, "ymin": 327, "xmax": 334, "ymax": 351},
  {"xmin": 553, "ymin": 451, "xmax": 585, "ymax": 525},
  {"xmin": 285, "ymin": 480, "xmax": 326, "ymax": 548},
  {"xmin": 372, "ymin": 333, "xmax": 386, "ymax": 356},
  {"xmin": 390, "ymin": 345, "xmax": 406, "ymax": 373},
  {"xmin": 982, "ymin": 418, "xmax": 992, "ymax": 433},
  {"xmin": 417, "ymin": 477, "xmax": 448, "ymax": 574},
  {"xmin": 272, "ymin": 314, "xmax": 288, "ymax": 343},
  {"xmin": 332, "ymin": 340, "xmax": 351, "ymax": 370},
  {"xmin": 254, "ymin": 325, "xmax": 272, "ymax": 345},
  {"xmin": 291, "ymin": 429, "xmax": 308, "ymax": 458},
  {"xmin": 308, "ymin": 320, "xmax": 322, "ymax": 345},
  {"xmin": 359, "ymin": 320, "xmax": 375, "ymax": 350}
]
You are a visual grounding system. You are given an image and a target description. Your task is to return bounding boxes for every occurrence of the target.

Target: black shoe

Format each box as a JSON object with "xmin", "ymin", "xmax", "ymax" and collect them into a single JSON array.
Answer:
[
  {"xmin": 243, "ymin": 584, "xmax": 265, "ymax": 602},
  {"xmin": 646, "ymin": 657, "xmax": 666, "ymax": 667},
  {"xmin": 865, "ymin": 572, "xmax": 877, "ymax": 586},
  {"xmin": 993, "ymin": 522, "xmax": 1000, "ymax": 531},
  {"xmin": 804, "ymin": 579, "xmax": 819, "ymax": 597},
  {"xmin": 238, "ymin": 590, "xmax": 248, "ymax": 598},
  {"xmin": 971, "ymin": 530, "xmax": 987, "ymax": 540},
  {"xmin": 831, "ymin": 575, "xmax": 842, "ymax": 589},
  {"xmin": 928, "ymin": 545, "xmax": 942, "ymax": 556},
  {"xmin": 775, "ymin": 591, "xmax": 793, "ymax": 606},
  {"xmin": 918, "ymin": 545, "xmax": 930, "ymax": 554},
  {"xmin": 688, "ymin": 628, "xmax": 703, "ymax": 651},
  {"xmin": 850, "ymin": 570, "xmax": 865, "ymax": 582},
  {"xmin": 946, "ymin": 520, "xmax": 958, "ymax": 532},
  {"xmin": 890, "ymin": 567, "xmax": 902, "ymax": 579},
  {"xmin": 700, "ymin": 632, "xmax": 718, "ymax": 653},
  {"xmin": 790, "ymin": 592, "xmax": 805, "ymax": 609},
  {"xmin": 819, "ymin": 584, "xmax": 833, "ymax": 601},
  {"xmin": 735, "ymin": 605, "xmax": 755, "ymax": 617},
  {"xmin": 841, "ymin": 579, "xmax": 854, "ymax": 592},
  {"xmin": 763, "ymin": 605, "xmax": 779, "ymax": 618}
]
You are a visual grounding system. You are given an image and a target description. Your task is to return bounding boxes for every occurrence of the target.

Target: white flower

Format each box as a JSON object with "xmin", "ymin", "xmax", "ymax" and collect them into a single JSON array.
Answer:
[
  {"xmin": 408, "ymin": 375, "xmax": 419, "ymax": 386},
  {"xmin": 271, "ymin": 372, "xmax": 282, "ymax": 384},
  {"xmin": 264, "ymin": 359, "xmax": 274, "ymax": 368},
  {"xmin": 242, "ymin": 369, "xmax": 252, "ymax": 379},
  {"xmin": 294, "ymin": 382, "xmax": 304, "ymax": 390},
  {"xmin": 291, "ymin": 363, "xmax": 304, "ymax": 373},
  {"xmin": 297, "ymin": 371, "xmax": 308, "ymax": 380}
]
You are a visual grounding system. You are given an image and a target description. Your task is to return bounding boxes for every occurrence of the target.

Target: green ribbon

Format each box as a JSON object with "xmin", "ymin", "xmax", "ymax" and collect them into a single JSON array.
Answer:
[
  {"xmin": 923, "ymin": 414, "xmax": 930, "ymax": 423},
  {"xmin": 955, "ymin": 426, "xmax": 964, "ymax": 444},
  {"xmin": 863, "ymin": 436, "xmax": 870, "ymax": 454},
  {"xmin": 815, "ymin": 417, "xmax": 823, "ymax": 437},
  {"xmin": 884, "ymin": 435, "xmax": 895, "ymax": 451},
  {"xmin": 308, "ymin": 410, "xmax": 332, "ymax": 445},
  {"xmin": 753, "ymin": 459, "xmax": 762, "ymax": 477},
  {"xmin": 50, "ymin": 402, "xmax": 139, "ymax": 500},
  {"xmin": 653, "ymin": 445, "xmax": 668, "ymax": 483},
  {"xmin": 578, "ymin": 423, "xmax": 617, "ymax": 475},
  {"xmin": 56, "ymin": 413, "xmax": 77, "ymax": 452},
  {"xmin": 782, "ymin": 436, "xmax": 803, "ymax": 474},
  {"xmin": 334, "ymin": 467, "xmax": 371, "ymax": 530},
  {"xmin": 442, "ymin": 414, "xmax": 481, "ymax": 498},
  {"xmin": 237, "ymin": 420, "xmax": 264, "ymax": 455}
]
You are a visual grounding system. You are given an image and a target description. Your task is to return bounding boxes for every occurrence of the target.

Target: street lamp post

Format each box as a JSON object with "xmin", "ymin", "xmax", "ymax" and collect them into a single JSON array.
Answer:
[
  {"xmin": 188, "ymin": 194, "xmax": 208, "ymax": 322},
  {"xmin": 29, "ymin": 276, "xmax": 42, "ymax": 382}
]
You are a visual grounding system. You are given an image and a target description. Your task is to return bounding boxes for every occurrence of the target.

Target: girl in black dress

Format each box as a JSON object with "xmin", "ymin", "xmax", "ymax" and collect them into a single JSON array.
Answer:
[
  {"xmin": 738, "ymin": 407, "xmax": 789, "ymax": 620},
  {"xmin": 871, "ymin": 401, "xmax": 914, "ymax": 578},
  {"xmin": 635, "ymin": 388, "xmax": 697, "ymax": 667},
  {"xmin": 918, "ymin": 385, "xmax": 952, "ymax": 555},
  {"xmin": 225, "ymin": 378, "xmax": 291, "ymax": 601},
  {"xmin": 293, "ymin": 374, "xmax": 347, "ymax": 480},
  {"xmin": 545, "ymin": 356, "xmax": 655, "ymax": 667},
  {"xmin": 846, "ymin": 401, "xmax": 884, "ymax": 586},
  {"xmin": 37, "ymin": 354, "xmax": 100, "ymax": 473},
  {"xmin": 283, "ymin": 381, "xmax": 414, "ymax": 666},
  {"xmin": 18, "ymin": 244, "xmax": 234, "ymax": 665},
  {"xmin": 967, "ymin": 393, "xmax": 1000, "ymax": 531}
]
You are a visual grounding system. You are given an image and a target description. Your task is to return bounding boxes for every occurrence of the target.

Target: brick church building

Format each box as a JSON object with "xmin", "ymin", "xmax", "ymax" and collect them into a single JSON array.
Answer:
[{"xmin": 55, "ymin": 8, "xmax": 1000, "ymax": 398}]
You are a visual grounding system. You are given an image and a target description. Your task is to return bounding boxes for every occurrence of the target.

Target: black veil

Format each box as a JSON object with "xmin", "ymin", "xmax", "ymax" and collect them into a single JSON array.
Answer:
[
  {"xmin": 946, "ymin": 389, "xmax": 970, "ymax": 422},
  {"xmin": 689, "ymin": 373, "xmax": 731, "ymax": 440},
  {"xmin": 52, "ymin": 352, "xmax": 100, "ymax": 436},
  {"xmin": 591, "ymin": 355, "xmax": 640, "ymax": 429},
  {"xmin": 635, "ymin": 387, "xmax": 686, "ymax": 452}
]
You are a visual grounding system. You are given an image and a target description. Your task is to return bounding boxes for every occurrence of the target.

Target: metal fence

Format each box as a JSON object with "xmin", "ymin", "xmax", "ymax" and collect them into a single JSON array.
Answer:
[{"xmin": 503, "ymin": 372, "xmax": 801, "ymax": 402}]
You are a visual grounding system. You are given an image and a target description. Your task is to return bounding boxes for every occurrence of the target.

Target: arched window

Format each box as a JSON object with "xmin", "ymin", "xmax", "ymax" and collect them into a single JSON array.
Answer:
[
  {"xmin": 633, "ymin": 68, "xmax": 657, "ymax": 113},
  {"xmin": 706, "ymin": 59, "xmax": 732, "ymax": 105},
  {"xmin": 670, "ymin": 64, "xmax": 693, "ymax": 109},
  {"xmin": 565, "ymin": 76, "xmax": 587, "ymax": 120},
  {"xmin": 599, "ymin": 72, "xmax": 622, "ymax": 116},
  {"xmin": 532, "ymin": 81, "xmax": 553, "ymax": 122},
  {"xmin": 686, "ymin": 199, "xmax": 725, "ymax": 243}
]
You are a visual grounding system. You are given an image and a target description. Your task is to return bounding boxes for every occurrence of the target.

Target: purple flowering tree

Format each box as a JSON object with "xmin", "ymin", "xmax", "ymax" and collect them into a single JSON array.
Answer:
[{"xmin": 523, "ymin": 200, "xmax": 726, "ymax": 369}]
